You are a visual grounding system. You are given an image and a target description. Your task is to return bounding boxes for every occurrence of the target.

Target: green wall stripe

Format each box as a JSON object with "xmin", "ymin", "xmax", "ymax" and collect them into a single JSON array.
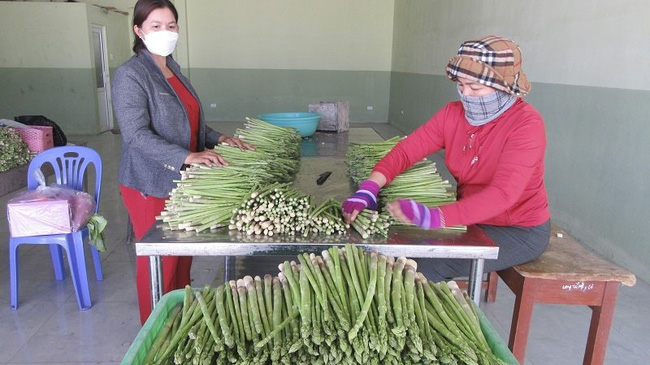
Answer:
[
  {"xmin": 527, "ymin": 82, "xmax": 650, "ymax": 282},
  {"xmin": 189, "ymin": 68, "xmax": 391, "ymax": 123},
  {"xmin": 388, "ymin": 71, "xmax": 650, "ymax": 282},
  {"xmin": 0, "ymin": 68, "xmax": 99, "ymax": 135}
]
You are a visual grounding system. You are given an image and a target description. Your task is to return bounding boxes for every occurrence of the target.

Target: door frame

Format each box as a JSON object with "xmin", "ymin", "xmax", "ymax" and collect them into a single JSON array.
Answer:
[{"xmin": 91, "ymin": 24, "xmax": 114, "ymax": 132}]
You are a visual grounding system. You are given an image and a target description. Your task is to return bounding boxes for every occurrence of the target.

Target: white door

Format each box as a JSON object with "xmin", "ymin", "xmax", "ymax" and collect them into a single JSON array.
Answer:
[{"xmin": 92, "ymin": 24, "xmax": 113, "ymax": 131}]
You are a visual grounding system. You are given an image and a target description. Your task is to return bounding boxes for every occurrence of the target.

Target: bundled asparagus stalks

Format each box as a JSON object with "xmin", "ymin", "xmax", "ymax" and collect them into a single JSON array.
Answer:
[
  {"xmin": 229, "ymin": 183, "xmax": 310, "ymax": 237},
  {"xmin": 382, "ymin": 162, "xmax": 457, "ymax": 208},
  {"xmin": 236, "ymin": 118, "xmax": 301, "ymax": 161},
  {"xmin": 157, "ymin": 164, "xmax": 254, "ymax": 232},
  {"xmin": 306, "ymin": 198, "xmax": 348, "ymax": 236},
  {"xmin": 349, "ymin": 209, "xmax": 392, "ymax": 239},
  {"xmin": 229, "ymin": 185, "xmax": 348, "ymax": 237},
  {"xmin": 345, "ymin": 136, "xmax": 402, "ymax": 184},
  {"xmin": 212, "ymin": 144, "xmax": 298, "ymax": 184},
  {"xmin": 145, "ymin": 245, "xmax": 507, "ymax": 365},
  {"xmin": 346, "ymin": 138, "xmax": 464, "ymax": 231},
  {"xmin": 158, "ymin": 119, "xmax": 302, "ymax": 233}
]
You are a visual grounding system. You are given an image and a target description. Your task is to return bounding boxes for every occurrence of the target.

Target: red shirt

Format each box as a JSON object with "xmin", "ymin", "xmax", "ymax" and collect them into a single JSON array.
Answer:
[
  {"xmin": 373, "ymin": 99, "xmax": 550, "ymax": 227},
  {"xmin": 167, "ymin": 75, "xmax": 200, "ymax": 152}
]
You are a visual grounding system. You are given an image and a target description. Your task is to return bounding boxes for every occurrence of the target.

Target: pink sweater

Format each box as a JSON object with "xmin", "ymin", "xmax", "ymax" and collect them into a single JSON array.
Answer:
[{"xmin": 373, "ymin": 99, "xmax": 550, "ymax": 227}]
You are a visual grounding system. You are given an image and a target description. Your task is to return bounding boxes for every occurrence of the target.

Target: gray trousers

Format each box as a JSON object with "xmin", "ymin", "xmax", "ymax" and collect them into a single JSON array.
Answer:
[{"xmin": 416, "ymin": 219, "xmax": 551, "ymax": 281}]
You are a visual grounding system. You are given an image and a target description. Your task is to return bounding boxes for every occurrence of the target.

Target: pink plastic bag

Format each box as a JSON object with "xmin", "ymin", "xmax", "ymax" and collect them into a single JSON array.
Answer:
[{"xmin": 7, "ymin": 184, "xmax": 95, "ymax": 237}]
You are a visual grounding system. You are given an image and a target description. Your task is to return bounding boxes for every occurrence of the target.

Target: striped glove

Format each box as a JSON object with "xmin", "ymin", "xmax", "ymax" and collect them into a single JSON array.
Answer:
[
  {"xmin": 342, "ymin": 180, "xmax": 380, "ymax": 214},
  {"xmin": 398, "ymin": 199, "xmax": 445, "ymax": 229}
]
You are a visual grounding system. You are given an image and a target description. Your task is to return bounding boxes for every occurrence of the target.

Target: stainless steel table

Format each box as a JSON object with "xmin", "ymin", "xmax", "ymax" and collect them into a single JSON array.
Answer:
[{"xmin": 136, "ymin": 129, "xmax": 499, "ymax": 308}]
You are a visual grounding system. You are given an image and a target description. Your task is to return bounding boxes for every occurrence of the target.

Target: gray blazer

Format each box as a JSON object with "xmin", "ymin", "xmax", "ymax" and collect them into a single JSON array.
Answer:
[{"xmin": 112, "ymin": 50, "xmax": 221, "ymax": 197}]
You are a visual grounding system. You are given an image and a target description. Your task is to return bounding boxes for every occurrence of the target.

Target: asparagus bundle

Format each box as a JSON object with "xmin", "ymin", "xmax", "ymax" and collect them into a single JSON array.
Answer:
[
  {"xmin": 349, "ymin": 209, "xmax": 392, "ymax": 239},
  {"xmin": 145, "ymin": 245, "xmax": 507, "ymax": 365},
  {"xmin": 383, "ymin": 162, "xmax": 457, "ymax": 208},
  {"xmin": 157, "ymin": 169, "xmax": 253, "ymax": 232},
  {"xmin": 212, "ymin": 144, "xmax": 298, "ymax": 184},
  {"xmin": 229, "ymin": 183, "xmax": 310, "ymax": 237},
  {"xmin": 306, "ymin": 198, "xmax": 348, "ymax": 236},
  {"xmin": 346, "ymin": 138, "xmax": 464, "ymax": 231},
  {"xmin": 236, "ymin": 117, "xmax": 302, "ymax": 161},
  {"xmin": 229, "ymin": 184, "xmax": 348, "ymax": 237},
  {"xmin": 345, "ymin": 136, "xmax": 402, "ymax": 184},
  {"xmin": 158, "ymin": 119, "xmax": 302, "ymax": 233}
]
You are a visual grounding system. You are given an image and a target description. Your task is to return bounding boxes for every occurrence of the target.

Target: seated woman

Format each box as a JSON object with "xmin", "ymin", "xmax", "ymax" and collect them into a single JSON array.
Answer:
[{"xmin": 343, "ymin": 35, "xmax": 551, "ymax": 281}]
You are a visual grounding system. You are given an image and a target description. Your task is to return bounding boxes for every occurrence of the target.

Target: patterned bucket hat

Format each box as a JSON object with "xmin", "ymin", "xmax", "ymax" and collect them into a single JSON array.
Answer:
[{"xmin": 446, "ymin": 35, "xmax": 531, "ymax": 97}]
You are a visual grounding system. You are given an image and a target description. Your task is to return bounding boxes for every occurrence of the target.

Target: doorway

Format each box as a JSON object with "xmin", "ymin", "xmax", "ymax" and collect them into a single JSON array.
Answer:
[{"xmin": 92, "ymin": 24, "xmax": 113, "ymax": 132}]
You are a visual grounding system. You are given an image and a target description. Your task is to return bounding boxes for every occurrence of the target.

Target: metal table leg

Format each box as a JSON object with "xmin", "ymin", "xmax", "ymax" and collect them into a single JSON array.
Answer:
[
  {"xmin": 468, "ymin": 258, "xmax": 485, "ymax": 305},
  {"xmin": 224, "ymin": 256, "xmax": 235, "ymax": 281},
  {"xmin": 149, "ymin": 255, "xmax": 163, "ymax": 310}
]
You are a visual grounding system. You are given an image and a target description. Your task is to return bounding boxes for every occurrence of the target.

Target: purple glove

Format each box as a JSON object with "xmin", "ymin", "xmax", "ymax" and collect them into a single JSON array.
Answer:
[
  {"xmin": 398, "ymin": 199, "xmax": 445, "ymax": 229},
  {"xmin": 342, "ymin": 180, "xmax": 380, "ymax": 214}
]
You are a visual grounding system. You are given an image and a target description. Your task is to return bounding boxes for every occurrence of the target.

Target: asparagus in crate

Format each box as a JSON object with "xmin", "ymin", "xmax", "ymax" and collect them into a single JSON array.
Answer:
[{"xmin": 143, "ymin": 245, "xmax": 507, "ymax": 364}]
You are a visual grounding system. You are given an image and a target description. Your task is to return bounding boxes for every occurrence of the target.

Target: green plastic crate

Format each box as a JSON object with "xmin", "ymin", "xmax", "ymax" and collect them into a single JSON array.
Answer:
[
  {"xmin": 474, "ymin": 302, "xmax": 519, "ymax": 365},
  {"xmin": 122, "ymin": 289, "xmax": 519, "ymax": 365},
  {"xmin": 121, "ymin": 290, "xmax": 185, "ymax": 365}
]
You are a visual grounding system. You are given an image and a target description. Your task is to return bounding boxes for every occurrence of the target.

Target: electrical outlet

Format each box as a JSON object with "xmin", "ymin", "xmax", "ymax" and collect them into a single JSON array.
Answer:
[
  {"xmin": 366, "ymin": 105, "xmax": 374, "ymax": 111},
  {"xmin": 210, "ymin": 103, "xmax": 217, "ymax": 108}
]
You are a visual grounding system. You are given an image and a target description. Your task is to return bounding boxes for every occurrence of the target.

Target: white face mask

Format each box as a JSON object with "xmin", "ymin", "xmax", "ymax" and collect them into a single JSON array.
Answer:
[{"xmin": 141, "ymin": 30, "xmax": 178, "ymax": 57}]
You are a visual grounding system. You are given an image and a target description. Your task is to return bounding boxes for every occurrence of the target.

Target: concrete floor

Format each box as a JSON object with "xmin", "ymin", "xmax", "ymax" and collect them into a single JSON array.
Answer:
[{"xmin": 1, "ymin": 122, "xmax": 648, "ymax": 364}]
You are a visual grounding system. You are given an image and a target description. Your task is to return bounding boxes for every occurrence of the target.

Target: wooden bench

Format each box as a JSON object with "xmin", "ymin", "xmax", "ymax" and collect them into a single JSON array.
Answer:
[{"xmin": 491, "ymin": 225, "xmax": 636, "ymax": 365}]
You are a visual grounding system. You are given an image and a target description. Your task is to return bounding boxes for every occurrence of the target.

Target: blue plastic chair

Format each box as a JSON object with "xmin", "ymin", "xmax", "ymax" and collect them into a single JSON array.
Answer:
[{"xmin": 9, "ymin": 146, "xmax": 103, "ymax": 310}]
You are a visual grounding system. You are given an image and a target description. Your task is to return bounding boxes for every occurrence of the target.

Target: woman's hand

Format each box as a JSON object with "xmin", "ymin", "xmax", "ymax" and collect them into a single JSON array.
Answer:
[
  {"xmin": 184, "ymin": 136, "xmax": 255, "ymax": 167},
  {"xmin": 219, "ymin": 135, "xmax": 256, "ymax": 151},
  {"xmin": 341, "ymin": 172, "xmax": 387, "ymax": 224},
  {"xmin": 184, "ymin": 150, "xmax": 228, "ymax": 167},
  {"xmin": 386, "ymin": 199, "xmax": 445, "ymax": 230},
  {"xmin": 342, "ymin": 180, "xmax": 380, "ymax": 224},
  {"xmin": 385, "ymin": 200, "xmax": 413, "ymax": 225}
]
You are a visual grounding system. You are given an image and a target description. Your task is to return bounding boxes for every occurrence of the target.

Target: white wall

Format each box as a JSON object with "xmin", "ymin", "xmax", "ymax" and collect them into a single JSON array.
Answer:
[
  {"xmin": 0, "ymin": 2, "xmax": 91, "ymax": 68},
  {"xmin": 0, "ymin": 2, "xmax": 130, "ymax": 134},
  {"xmin": 391, "ymin": 0, "xmax": 650, "ymax": 91},
  {"xmin": 186, "ymin": 0, "xmax": 395, "ymax": 71}
]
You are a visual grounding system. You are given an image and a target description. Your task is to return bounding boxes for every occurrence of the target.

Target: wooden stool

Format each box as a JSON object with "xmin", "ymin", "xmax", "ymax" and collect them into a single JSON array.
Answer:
[{"xmin": 497, "ymin": 225, "xmax": 636, "ymax": 365}]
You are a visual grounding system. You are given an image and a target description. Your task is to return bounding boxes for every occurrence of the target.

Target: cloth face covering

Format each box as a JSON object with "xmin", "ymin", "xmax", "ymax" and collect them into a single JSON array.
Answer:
[
  {"xmin": 458, "ymin": 88, "xmax": 516, "ymax": 126},
  {"xmin": 142, "ymin": 30, "xmax": 179, "ymax": 57}
]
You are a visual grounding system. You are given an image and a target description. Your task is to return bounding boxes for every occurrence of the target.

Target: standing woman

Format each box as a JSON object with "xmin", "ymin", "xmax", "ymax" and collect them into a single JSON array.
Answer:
[
  {"xmin": 112, "ymin": 0, "xmax": 254, "ymax": 324},
  {"xmin": 343, "ymin": 36, "xmax": 551, "ymax": 281}
]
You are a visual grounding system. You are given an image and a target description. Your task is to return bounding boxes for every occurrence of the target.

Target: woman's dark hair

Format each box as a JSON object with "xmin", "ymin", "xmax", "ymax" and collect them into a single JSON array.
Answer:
[{"xmin": 132, "ymin": 0, "xmax": 179, "ymax": 54}]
